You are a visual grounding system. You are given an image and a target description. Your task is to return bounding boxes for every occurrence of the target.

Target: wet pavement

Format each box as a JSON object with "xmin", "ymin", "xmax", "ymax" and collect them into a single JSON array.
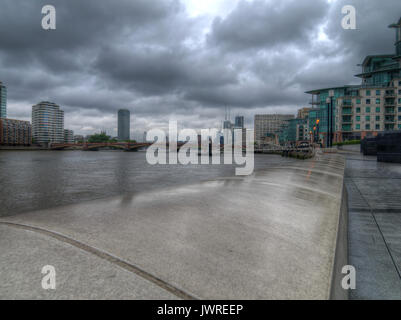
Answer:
[
  {"xmin": 342, "ymin": 146, "xmax": 401, "ymax": 299},
  {"xmin": 0, "ymin": 153, "xmax": 346, "ymax": 299}
]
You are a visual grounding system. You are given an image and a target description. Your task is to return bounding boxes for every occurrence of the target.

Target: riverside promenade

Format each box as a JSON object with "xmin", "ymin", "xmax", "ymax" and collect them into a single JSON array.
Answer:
[
  {"xmin": 0, "ymin": 152, "xmax": 347, "ymax": 300},
  {"xmin": 340, "ymin": 145, "xmax": 401, "ymax": 299}
]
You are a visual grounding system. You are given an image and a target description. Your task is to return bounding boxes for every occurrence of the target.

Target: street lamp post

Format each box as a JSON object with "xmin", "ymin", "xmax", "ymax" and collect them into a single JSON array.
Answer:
[
  {"xmin": 326, "ymin": 90, "xmax": 335, "ymax": 148},
  {"xmin": 314, "ymin": 119, "xmax": 320, "ymax": 145}
]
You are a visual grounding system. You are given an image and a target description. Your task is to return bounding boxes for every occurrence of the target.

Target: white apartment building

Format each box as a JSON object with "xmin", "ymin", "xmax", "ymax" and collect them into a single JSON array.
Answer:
[
  {"xmin": 335, "ymin": 80, "xmax": 401, "ymax": 141},
  {"xmin": 32, "ymin": 101, "xmax": 64, "ymax": 145}
]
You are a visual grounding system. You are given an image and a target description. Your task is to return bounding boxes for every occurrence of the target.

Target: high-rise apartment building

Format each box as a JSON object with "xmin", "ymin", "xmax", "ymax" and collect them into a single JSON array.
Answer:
[
  {"xmin": 254, "ymin": 114, "xmax": 294, "ymax": 145},
  {"xmin": 0, "ymin": 81, "xmax": 7, "ymax": 118},
  {"xmin": 32, "ymin": 101, "xmax": 64, "ymax": 145},
  {"xmin": 305, "ymin": 17, "xmax": 401, "ymax": 146},
  {"xmin": 118, "ymin": 109, "xmax": 130, "ymax": 141},
  {"xmin": 64, "ymin": 129, "xmax": 74, "ymax": 143},
  {"xmin": 0, "ymin": 118, "xmax": 31, "ymax": 145}
]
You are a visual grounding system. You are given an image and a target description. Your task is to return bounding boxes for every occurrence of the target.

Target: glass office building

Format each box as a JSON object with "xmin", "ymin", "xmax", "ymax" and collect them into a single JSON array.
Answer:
[
  {"xmin": 234, "ymin": 116, "xmax": 244, "ymax": 129},
  {"xmin": 118, "ymin": 109, "xmax": 131, "ymax": 141},
  {"xmin": 0, "ymin": 81, "xmax": 7, "ymax": 118}
]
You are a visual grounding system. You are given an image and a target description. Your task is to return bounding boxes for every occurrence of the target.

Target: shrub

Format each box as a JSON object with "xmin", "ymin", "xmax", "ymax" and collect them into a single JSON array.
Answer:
[{"xmin": 333, "ymin": 140, "xmax": 361, "ymax": 146}]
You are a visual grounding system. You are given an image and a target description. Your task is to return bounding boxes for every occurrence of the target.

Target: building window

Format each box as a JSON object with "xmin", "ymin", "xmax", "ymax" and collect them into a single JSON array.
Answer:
[
  {"xmin": 366, "ymin": 124, "xmax": 371, "ymax": 130},
  {"xmin": 376, "ymin": 116, "xmax": 380, "ymax": 121},
  {"xmin": 376, "ymin": 99, "xmax": 381, "ymax": 104},
  {"xmin": 399, "ymin": 107, "xmax": 401, "ymax": 112},
  {"xmin": 357, "ymin": 99, "xmax": 361, "ymax": 104},
  {"xmin": 399, "ymin": 90, "xmax": 401, "ymax": 95},
  {"xmin": 399, "ymin": 98, "xmax": 401, "ymax": 104},
  {"xmin": 376, "ymin": 124, "xmax": 380, "ymax": 130},
  {"xmin": 376, "ymin": 107, "xmax": 381, "ymax": 113},
  {"xmin": 366, "ymin": 99, "xmax": 371, "ymax": 105},
  {"xmin": 356, "ymin": 116, "xmax": 361, "ymax": 121},
  {"xmin": 399, "ymin": 124, "xmax": 401, "ymax": 129},
  {"xmin": 366, "ymin": 107, "xmax": 371, "ymax": 113},
  {"xmin": 356, "ymin": 107, "xmax": 361, "ymax": 113},
  {"xmin": 366, "ymin": 116, "xmax": 371, "ymax": 121},
  {"xmin": 356, "ymin": 124, "xmax": 360, "ymax": 130},
  {"xmin": 399, "ymin": 115, "xmax": 401, "ymax": 121},
  {"xmin": 366, "ymin": 90, "xmax": 371, "ymax": 96},
  {"xmin": 376, "ymin": 90, "xmax": 381, "ymax": 96}
]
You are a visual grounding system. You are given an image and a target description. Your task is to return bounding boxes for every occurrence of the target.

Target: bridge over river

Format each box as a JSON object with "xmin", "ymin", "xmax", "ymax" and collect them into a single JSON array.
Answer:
[
  {"xmin": 50, "ymin": 142, "xmax": 249, "ymax": 152},
  {"xmin": 50, "ymin": 142, "xmax": 152, "ymax": 151}
]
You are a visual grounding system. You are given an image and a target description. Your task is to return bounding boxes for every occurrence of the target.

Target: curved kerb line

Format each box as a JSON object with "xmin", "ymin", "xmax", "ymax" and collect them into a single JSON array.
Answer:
[{"xmin": 0, "ymin": 222, "xmax": 197, "ymax": 300}]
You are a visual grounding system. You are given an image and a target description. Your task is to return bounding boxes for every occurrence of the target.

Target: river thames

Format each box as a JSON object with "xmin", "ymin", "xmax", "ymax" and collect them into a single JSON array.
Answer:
[{"xmin": 0, "ymin": 151, "xmax": 296, "ymax": 217}]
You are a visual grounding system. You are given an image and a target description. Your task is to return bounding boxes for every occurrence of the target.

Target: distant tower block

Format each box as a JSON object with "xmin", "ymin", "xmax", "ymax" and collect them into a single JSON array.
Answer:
[
  {"xmin": 235, "ymin": 116, "xmax": 244, "ymax": 129},
  {"xmin": 0, "ymin": 81, "xmax": 7, "ymax": 118},
  {"xmin": 118, "ymin": 109, "xmax": 130, "ymax": 141}
]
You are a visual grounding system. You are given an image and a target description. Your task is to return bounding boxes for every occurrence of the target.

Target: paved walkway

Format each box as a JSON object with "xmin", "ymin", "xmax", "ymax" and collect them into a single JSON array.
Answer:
[
  {"xmin": 343, "ymin": 148, "xmax": 401, "ymax": 299},
  {"xmin": 1, "ymin": 153, "xmax": 346, "ymax": 299}
]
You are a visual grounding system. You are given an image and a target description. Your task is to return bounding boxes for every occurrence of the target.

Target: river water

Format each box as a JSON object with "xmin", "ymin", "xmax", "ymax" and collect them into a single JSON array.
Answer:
[{"xmin": 0, "ymin": 151, "xmax": 295, "ymax": 216}]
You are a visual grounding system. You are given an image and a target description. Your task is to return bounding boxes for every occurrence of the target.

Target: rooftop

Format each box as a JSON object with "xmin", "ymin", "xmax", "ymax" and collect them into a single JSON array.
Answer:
[{"xmin": 305, "ymin": 85, "xmax": 360, "ymax": 95}]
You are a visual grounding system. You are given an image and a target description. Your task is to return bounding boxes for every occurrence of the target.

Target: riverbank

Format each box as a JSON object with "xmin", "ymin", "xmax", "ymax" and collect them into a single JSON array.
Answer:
[
  {"xmin": 0, "ymin": 152, "xmax": 347, "ymax": 299},
  {"xmin": 0, "ymin": 146, "xmax": 49, "ymax": 151}
]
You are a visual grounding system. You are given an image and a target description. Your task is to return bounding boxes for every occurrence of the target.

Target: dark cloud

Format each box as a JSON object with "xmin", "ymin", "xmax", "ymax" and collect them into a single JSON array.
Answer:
[
  {"xmin": 0, "ymin": 0, "xmax": 400, "ymax": 139},
  {"xmin": 207, "ymin": 0, "xmax": 329, "ymax": 51}
]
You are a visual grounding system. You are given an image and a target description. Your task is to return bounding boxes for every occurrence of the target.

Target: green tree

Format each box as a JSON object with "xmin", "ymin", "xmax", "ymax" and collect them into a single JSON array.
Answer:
[{"xmin": 88, "ymin": 132, "xmax": 111, "ymax": 143}]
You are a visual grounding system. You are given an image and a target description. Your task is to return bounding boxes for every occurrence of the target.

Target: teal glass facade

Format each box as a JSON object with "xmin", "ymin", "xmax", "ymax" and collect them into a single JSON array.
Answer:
[
  {"xmin": 356, "ymin": 56, "xmax": 399, "ymax": 87},
  {"xmin": 279, "ymin": 118, "xmax": 308, "ymax": 144},
  {"xmin": 307, "ymin": 86, "xmax": 359, "ymax": 136}
]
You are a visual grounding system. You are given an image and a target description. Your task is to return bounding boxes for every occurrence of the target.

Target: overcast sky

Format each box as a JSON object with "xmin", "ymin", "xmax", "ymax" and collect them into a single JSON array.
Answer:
[{"xmin": 0, "ymin": 0, "xmax": 400, "ymax": 139}]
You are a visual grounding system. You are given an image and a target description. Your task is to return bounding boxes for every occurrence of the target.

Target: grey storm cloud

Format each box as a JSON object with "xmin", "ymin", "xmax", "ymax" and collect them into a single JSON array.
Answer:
[
  {"xmin": 207, "ymin": 0, "xmax": 329, "ymax": 51},
  {"xmin": 0, "ymin": 0, "xmax": 400, "ymax": 138}
]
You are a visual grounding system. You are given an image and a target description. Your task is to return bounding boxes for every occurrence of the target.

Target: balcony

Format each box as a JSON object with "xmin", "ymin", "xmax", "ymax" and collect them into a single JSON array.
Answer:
[
  {"xmin": 385, "ymin": 92, "xmax": 396, "ymax": 98},
  {"xmin": 385, "ymin": 108, "xmax": 395, "ymax": 115},
  {"xmin": 342, "ymin": 116, "xmax": 353, "ymax": 124},
  {"xmin": 384, "ymin": 102, "xmax": 396, "ymax": 107},
  {"xmin": 341, "ymin": 125, "xmax": 353, "ymax": 132},
  {"xmin": 342, "ymin": 107, "xmax": 353, "ymax": 115},
  {"xmin": 360, "ymin": 84, "xmax": 394, "ymax": 89},
  {"xmin": 385, "ymin": 116, "xmax": 395, "ymax": 123},
  {"xmin": 385, "ymin": 124, "xmax": 395, "ymax": 130}
]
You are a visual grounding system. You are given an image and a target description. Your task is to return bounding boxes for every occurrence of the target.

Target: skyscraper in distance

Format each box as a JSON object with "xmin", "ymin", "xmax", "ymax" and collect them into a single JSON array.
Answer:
[
  {"xmin": 118, "ymin": 109, "xmax": 130, "ymax": 141},
  {"xmin": 223, "ymin": 120, "xmax": 232, "ymax": 130},
  {"xmin": 0, "ymin": 81, "xmax": 7, "ymax": 118},
  {"xmin": 234, "ymin": 116, "xmax": 244, "ymax": 129}
]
